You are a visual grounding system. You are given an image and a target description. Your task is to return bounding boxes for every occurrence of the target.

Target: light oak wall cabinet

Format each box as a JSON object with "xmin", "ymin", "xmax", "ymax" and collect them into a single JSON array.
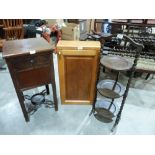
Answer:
[{"xmin": 57, "ymin": 40, "xmax": 100, "ymax": 104}]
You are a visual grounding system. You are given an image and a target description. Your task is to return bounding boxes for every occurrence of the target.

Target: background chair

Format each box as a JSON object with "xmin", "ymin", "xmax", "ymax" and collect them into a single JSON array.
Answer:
[{"xmin": 3, "ymin": 19, "xmax": 24, "ymax": 40}]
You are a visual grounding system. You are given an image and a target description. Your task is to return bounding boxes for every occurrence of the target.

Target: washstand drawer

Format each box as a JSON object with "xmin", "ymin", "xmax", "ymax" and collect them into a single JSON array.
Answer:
[{"xmin": 12, "ymin": 54, "xmax": 51, "ymax": 70}]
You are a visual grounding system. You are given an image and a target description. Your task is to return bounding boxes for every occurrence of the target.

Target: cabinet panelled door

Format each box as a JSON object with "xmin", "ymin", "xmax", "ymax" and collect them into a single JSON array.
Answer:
[{"xmin": 57, "ymin": 41, "xmax": 100, "ymax": 104}]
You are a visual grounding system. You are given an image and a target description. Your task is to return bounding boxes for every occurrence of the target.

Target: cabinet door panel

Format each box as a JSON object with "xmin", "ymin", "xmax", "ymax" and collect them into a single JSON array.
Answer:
[
  {"xmin": 65, "ymin": 56, "xmax": 93, "ymax": 100},
  {"xmin": 58, "ymin": 50, "xmax": 99, "ymax": 104},
  {"xmin": 16, "ymin": 66, "xmax": 51, "ymax": 89}
]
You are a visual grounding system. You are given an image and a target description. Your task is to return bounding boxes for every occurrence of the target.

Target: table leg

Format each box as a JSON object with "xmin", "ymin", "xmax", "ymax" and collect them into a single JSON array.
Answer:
[
  {"xmin": 50, "ymin": 54, "xmax": 58, "ymax": 111},
  {"xmin": 16, "ymin": 90, "xmax": 29, "ymax": 122},
  {"xmin": 51, "ymin": 82, "xmax": 58, "ymax": 111},
  {"xmin": 6, "ymin": 61, "xmax": 29, "ymax": 122}
]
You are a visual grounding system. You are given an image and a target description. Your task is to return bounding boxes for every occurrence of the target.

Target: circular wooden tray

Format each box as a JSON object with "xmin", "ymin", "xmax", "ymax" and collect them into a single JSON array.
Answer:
[
  {"xmin": 97, "ymin": 79, "xmax": 125, "ymax": 99},
  {"xmin": 94, "ymin": 100, "xmax": 117, "ymax": 122},
  {"xmin": 100, "ymin": 55, "xmax": 133, "ymax": 71}
]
